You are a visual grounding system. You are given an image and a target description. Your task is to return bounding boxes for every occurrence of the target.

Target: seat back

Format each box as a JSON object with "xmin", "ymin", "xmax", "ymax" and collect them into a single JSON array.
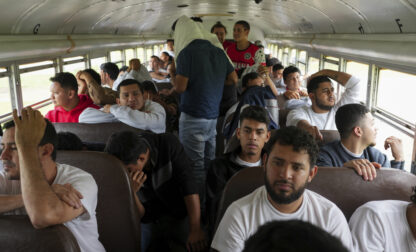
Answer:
[
  {"xmin": 215, "ymin": 166, "xmax": 416, "ymax": 231},
  {"xmin": 56, "ymin": 151, "xmax": 141, "ymax": 252},
  {"xmin": 53, "ymin": 122, "xmax": 143, "ymax": 144},
  {"xmin": 320, "ymin": 130, "xmax": 340, "ymax": 145},
  {"xmin": 0, "ymin": 215, "xmax": 80, "ymax": 252}
]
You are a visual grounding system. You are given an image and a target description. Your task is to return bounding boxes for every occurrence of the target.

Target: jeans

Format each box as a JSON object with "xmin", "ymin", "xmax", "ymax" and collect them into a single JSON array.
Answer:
[{"xmin": 179, "ymin": 112, "xmax": 217, "ymax": 209}]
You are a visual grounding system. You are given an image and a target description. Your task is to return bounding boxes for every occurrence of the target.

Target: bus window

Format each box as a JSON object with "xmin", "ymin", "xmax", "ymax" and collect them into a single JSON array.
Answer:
[
  {"xmin": 374, "ymin": 117, "xmax": 413, "ymax": 172},
  {"xmin": 19, "ymin": 65, "xmax": 55, "ymax": 108},
  {"xmin": 137, "ymin": 47, "xmax": 145, "ymax": 63},
  {"xmin": 63, "ymin": 56, "xmax": 86, "ymax": 75},
  {"xmin": 19, "ymin": 61, "xmax": 53, "ymax": 70},
  {"xmin": 273, "ymin": 45, "xmax": 278, "ymax": 58},
  {"xmin": 146, "ymin": 47, "xmax": 153, "ymax": 62},
  {"xmin": 289, "ymin": 48, "xmax": 297, "ymax": 65},
  {"xmin": 110, "ymin": 50, "xmax": 123, "ymax": 68},
  {"xmin": 323, "ymin": 61, "xmax": 339, "ymax": 71},
  {"xmin": 153, "ymin": 45, "xmax": 160, "ymax": 57},
  {"xmin": 307, "ymin": 57, "xmax": 320, "ymax": 75},
  {"xmin": 377, "ymin": 69, "xmax": 416, "ymax": 124},
  {"xmin": 345, "ymin": 61, "xmax": 369, "ymax": 103},
  {"xmin": 278, "ymin": 48, "xmax": 283, "ymax": 62},
  {"xmin": 298, "ymin": 51, "xmax": 307, "ymax": 81},
  {"xmin": 91, "ymin": 57, "xmax": 106, "ymax": 73},
  {"xmin": 0, "ymin": 74, "xmax": 12, "ymax": 116},
  {"xmin": 125, "ymin": 49, "xmax": 135, "ymax": 63},
  {"xmin": 282, "ymin": 48, "xmax": 289, "ymax": 66}
]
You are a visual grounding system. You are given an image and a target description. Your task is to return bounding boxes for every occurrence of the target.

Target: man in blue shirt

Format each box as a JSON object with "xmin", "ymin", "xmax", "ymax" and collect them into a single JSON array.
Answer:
[
  {"xmin": 171, "ymin": 16, "xmax": 238, "ymax": 209},
  {"xmin": 317, "ymin": 103, "xmax": 404, "ymax": 181}
]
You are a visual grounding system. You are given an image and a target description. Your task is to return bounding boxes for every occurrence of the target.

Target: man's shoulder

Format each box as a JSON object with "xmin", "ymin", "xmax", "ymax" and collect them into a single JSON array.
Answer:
[
  {"xmin": 228, "ymin": 186, "xmax": 265, "ymax": 211},
  {"xmin": 320, "ymin": 140, "xmax": 342, "ymax": 152},
  {"xmin": 55, "ymin": 163, "xmax": 95, "ymax": 185},
  {"xmin": 355, "ymin": 200, "xmax": 408, "ymax": 217},
  {"xmin": 304, "ymin": 189, "xmax": 343, "ymax": 215}
]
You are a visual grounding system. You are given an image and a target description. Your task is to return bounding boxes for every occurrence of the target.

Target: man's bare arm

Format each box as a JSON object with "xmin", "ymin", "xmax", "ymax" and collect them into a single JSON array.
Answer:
[
  {"xmin": 225, "ymin": 71, "xmax": 238, "ymax": 86},
  {"xmin": 173, "ymin": 74, "xmax": 189, "ymax": 94},
  {"xmin": 0, "ymin": 195, "xmax": 23, "ymax": 213},
  {"xmin": 14, "ymin": 108, "xmax": 85, "ymax": 229},
  {"xmin": 310, "ymin": 69, "xmax": 352, "ymax": 86},
  {"xmin": 80, "ymin": 71, "xmax": 117, "ymax": 105},
  {"xmin": 297, "ymin": 120, "xmax": 323, "ymax": 141},
  {"xmin": 184, "ymin": 194, "xmax": 207, "ymax": 252}
]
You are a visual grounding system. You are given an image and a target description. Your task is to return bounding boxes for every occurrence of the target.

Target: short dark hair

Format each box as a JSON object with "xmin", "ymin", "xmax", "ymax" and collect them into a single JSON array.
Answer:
[
  {"xmin": 83, "ymin": 68, "xmax": 101, "ymax": 85},
  {"xmin": 104, "ymin": 131, "xmax": 149, "ymax": 165},
  {"xmin": 272, "ymin": 63, "xmax": 284, "ymax": 72},
  {"xmin": 283, "ymin": 66, "xmax": 301, "ymax": 82},
  {"xmin": 3, "ymin": 118, "xmax": 58, "ymax": 161},
  {"xmin": 265, "ymin": 126, "xmax": 319, "ymax": 168},
  {"xmin": 57, "ymin": 132, "xmax": 84, "ymax": 151},
  {"xmin": 211, "ymin": 21, "xmax": 227, "ymax": 34},
  {"xmin": 307, "ymin": 75, "xmax": 332, "ymax": 94},
  {"xmin": 335, "ymin": 104, "xmax": 370, "ymax": 139},
  {"xmin": 242, "ymin": 72, "xmax": 260, "ymax": 88},
  {"xmin": 150, "ymin": 55, "xmax": 161, "ymax": 62},
  {"xmin": 119, "ymin": 66, "xmax": 129, "ymax": 72},
  {"xmin": 142, "ymin": 81, "xmax": 158, "ymax": 95},
  {"xmin": 411, "ymin": 186, "xmax": 416, "ymax": 204},
  {"xmin": 100, "ymin": 62, "xmax": 120, "ymax": 80},
  {"xmin": 161, "ymin": 52, "xmax": 173, "ymax": 61},
  {"xmin": 235, "ymin": 20, "xmax": 250, "ymax": 30},
  {"xmin": 117, "ymin": 79, "xmax": 144, "ymax": 94},
  {"xmin": 266, "ymin": 57, "xmax": 279, "ymax": 67},
  {"xmin": 166, "ymin": 39, "xmax": 174, "ymax": 44},
  {"xmin": 50, "ymin": 72, "xmax": 78, "ymax": 93},
  {"xmin": 243, "ymin": 220, "xmax": 349, "ymax": 252},
  {"xmin": 239, "ymin": 106, "xmax": 270, "ymax": 128}
]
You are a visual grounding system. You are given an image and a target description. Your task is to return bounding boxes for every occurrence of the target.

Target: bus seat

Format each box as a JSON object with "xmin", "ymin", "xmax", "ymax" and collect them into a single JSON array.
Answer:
[
  {"xmin": 53, "ymin": 122, "xmax": 144, "ymax": 145},
  {"xmin": 214, "ymin": 166, "xmax": 416, "ymax": 232},
  {"xmin": 0, "ymin": 215, "xmax": 80, "ymax": 252},
  {"xmin": 56, "ymin": 151, "xmax": 141, "ymax": 252},
  {"xmin": 154, "ymin": 81, "xmax": 172, "ymax": 91},
  {"xmin": 216, "ymin": 116, "xmax": 225, "ymax": 156}
]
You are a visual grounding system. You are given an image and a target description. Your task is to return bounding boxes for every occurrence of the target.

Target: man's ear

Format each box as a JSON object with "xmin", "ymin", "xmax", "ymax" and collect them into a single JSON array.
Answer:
[
  {"xmin": 236, "ymin": 127, "xmax": 241, "ymax": 140},
  {"xmin": 68, "ymin": 89, "xmax": 76, "ymax": 99},
  {"xmin": 116, "ymin": 98, "xmax": 120, "ymax": 105},
  {"xmin": 265, "ymin": 130, "xmax": 271, "ymax": 143},
  {"xmin": 353, "ymin": 126, "xmax": 362, "ymax": 137},
  {"xmin": 39, "ymin": 143, "xmax": 54, "ymax": 160},
  {"xmin": 308, "ymin": 92, "xmax": 315, "ymax": 100},
  {"xmin": 308, "ymin": 165, "xmax": 318, "ymax": 182}
]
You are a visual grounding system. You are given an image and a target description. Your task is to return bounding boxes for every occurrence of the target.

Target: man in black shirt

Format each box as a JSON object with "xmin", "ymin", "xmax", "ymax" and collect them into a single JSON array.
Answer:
[{"xmin": 105, "ymin": 131, "xmax": 206, "ymax": 252}]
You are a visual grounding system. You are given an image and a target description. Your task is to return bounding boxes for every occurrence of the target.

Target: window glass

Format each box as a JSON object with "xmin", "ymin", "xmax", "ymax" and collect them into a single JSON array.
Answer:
[
  {"xmin": 125, "ymin": 49, "xmax": 135, "ymax": 63},
  {"xmin": 153, "ymin": 45, "xmax": 160, "ymax": 57},
  {"xmin": 298, "ymin": 64, "xmax": 306, "ymax": 77},
  {"xmin": 91, "ymin": 57, "xmax": 106, "ymax": 73},
  {"xmin": 289, "ymin": 49, "xmax": 297, "ymax": 65},
  {"xmin": 346, "ymin": 61, "xmax": 369, "ymax": 103},
  {"xmin": 63, "ymin": 56, "xmax": 84, "ymax": 62},
  {"xmin": 110, "ymin": 50, "xmax": 122, "ymax": 63},
  {"xmin": 63, "ymin": 62, "xmax": 86, "ymax": 75},
  {"xmin": 20, "ymin": 67, "xmax": 55, "ymax": 107},
  {"xmin": 307, "ymin": 57, "xmax": 320, "ymax": 75},
  {"xmin": 0, "ymin": 76, "xmax": 12, "ymax": 116},
  {"xmin": 377, "ymin": 69, "xmax": 416, "ymax": 124},
  {"xmin": 323, "ymin": 62, "xmax": 339, "ymax": 71},
  {"xmin": 278, "ymin": 48, "xmax": 283, "ymax": 62},
  {"xmin": 37, "ymin": 102, "xmax": 54, "ymax": 116},
  {"xmin": 282, "ymin": 54, "xmax": 289, "ymax": 66},
  {"xmin": 137, "ymin": 48, "xmax": 145, "ymax": 63},
  {"xmin": 374, "ymin": 117, "xmax": 413, "ymax": 172},
  {"xmin": 146, "ymin": 48, "xmax": 153, "ymax": 62},
  {"xmin": 299, "ymin": 51, "xmax": 307, "ymax": 63},
  {"xmin": 325, "ymin": 56, "xmax": 339, "ymax": 61},
  {"xmin": 19, "ymin": 61, "xmax": 53, "ymax": 70}
]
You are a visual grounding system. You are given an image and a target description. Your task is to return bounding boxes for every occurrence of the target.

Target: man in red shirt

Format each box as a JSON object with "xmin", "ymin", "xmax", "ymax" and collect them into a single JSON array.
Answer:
[
  {"xmin": 225, "ymin": 20, "xmax": 266, "ymax": 78},
  {"xmin": 45, "ymin": 72, "xmax": 99, "ymax": 123}
]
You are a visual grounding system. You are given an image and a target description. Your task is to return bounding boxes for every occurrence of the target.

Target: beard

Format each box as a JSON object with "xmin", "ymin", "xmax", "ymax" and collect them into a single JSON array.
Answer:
[
  {"xmin": 315, "ymin": 97, "xmax": 334, "ymax": 111},
  {"xmin": 264, "ymin": 173, "xmax": 308, "ymax": 205}
]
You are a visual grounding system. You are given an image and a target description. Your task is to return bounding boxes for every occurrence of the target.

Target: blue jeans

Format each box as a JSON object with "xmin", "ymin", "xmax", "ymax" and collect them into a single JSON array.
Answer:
[{"xmin": 179, "ymin": 113, "xmax": 217, "ymax": 209}]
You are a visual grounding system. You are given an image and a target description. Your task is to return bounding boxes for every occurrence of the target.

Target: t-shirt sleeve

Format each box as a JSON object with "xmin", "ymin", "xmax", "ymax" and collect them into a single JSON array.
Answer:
[
  {"xmin": 349, "ymin": 205, "xmax": 385, "ymax": 252},
  {"xmin": 390, "ymin": 160, "xmax": 405, "ymax": 170},
  {"xmin": 334, "ymin": 75, "xmax": 361, "ymax": 111},
  {"xmin": 254, "ymin": 48, "xmax": 266, "ymax": 66},
  {"xmin": 286, "ymin": 107, "xmax": 307, "ymax": 127},
  {"xmin": 176, "ymin": 50, "xmax": 190, "ymax": 78},
  {"xmin": 211, "ymin": 203, "xmax": 246, "ymax": 252},
  {"xmin": 328, "ymin": 207, "xmax": 354, "ymax": 251}
]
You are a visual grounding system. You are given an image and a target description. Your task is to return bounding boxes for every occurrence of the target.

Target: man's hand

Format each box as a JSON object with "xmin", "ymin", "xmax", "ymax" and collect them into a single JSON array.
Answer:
[
  {"xmin": 306, "ymin": 125, "xmax": 323, "ymax": 141},
  {"xmin": 130, "ymin": 170, "xmax": 147, "ymax": 193},
  {"xmin": 284, "ymin": 90, "xmax": 300, "ymax": 100},
  {"xmin": 13, "ymin": 108, "xmax": 46, "ymax": 148},
  {"xmin": 103, "ymin": 104, "xmax": 112, "ymax": 113},
  {"xmin": 129, "ymin": 59, "xmax": 141, "ymax": 71},
  {"xmin": 384, "ymin": 136, "xmax": 404, "ymax": 161},
  {"xmin": 186, "ymin": 227, "xmax": 207, "ymax": 252},
  {"xmin": 299, "ymin": 90, "xmax": 308, "ymax": 97},
  {"xmin": 52, "ymin": 184, "xmax": 83, "ymax": 209},
  {"xmin": 257, "ymin": 65, "xmax": 269, "ymax": 79},
  {"xmin": 343, "ymin": 159, "xmax": 381, "ymax": 181}
]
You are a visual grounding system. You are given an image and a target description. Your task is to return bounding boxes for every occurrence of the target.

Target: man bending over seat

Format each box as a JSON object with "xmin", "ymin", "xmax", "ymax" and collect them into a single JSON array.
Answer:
[
  {"xmin": 317, "ymin": 103, "xmax": 404, "ymax": 181},
  {"xmin": 45, "ymin": 72, "xmax": 99, "ymax": 122},
  {"xmin": 79, "ymin": 79, "xmax": 166, "ymax": 133},
  {"xmin": 105, "ymin": 130, "xmax": 206, "ymax": 252},
  {"xmin": 0, "ymin": 108, "xmax": 104, "ymax": 252},
  {"xmin": 211, "ymin": 126, "xmax": 353, "ymax": 251},
  {"xmin": 286, "ymin": 69, "xmax": 360, "ymax": 140},
  {"xmin": 349, "ymin": 186, "xmax": 416, "ymax": 252}
]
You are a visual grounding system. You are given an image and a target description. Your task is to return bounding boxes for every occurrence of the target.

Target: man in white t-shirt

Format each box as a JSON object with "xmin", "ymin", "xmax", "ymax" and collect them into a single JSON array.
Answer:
[
  {"xmin": 349, "ymin": 190, "xmax": 416, "ymax": 252},
  {"xmin": 79, "ymin": 78, "xmax": 166, "ymax": 133},
  {"xmin": 0, "ymin": 108, "xmax": 105, "ymax": 252},
  {"xmin": 112, "ymin": 58, "xmax": 153, "ymax": 91},
  {"xmin": 206, "ymin": 105, "xmax": 271, "ymax": 234},
  {"xmin": 211, "ymin": 126, "xmax": 353, "ymax": 252},
  {"xmin": 286, "ymin": 69, "xmax": 360, "ymax": 140}
]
